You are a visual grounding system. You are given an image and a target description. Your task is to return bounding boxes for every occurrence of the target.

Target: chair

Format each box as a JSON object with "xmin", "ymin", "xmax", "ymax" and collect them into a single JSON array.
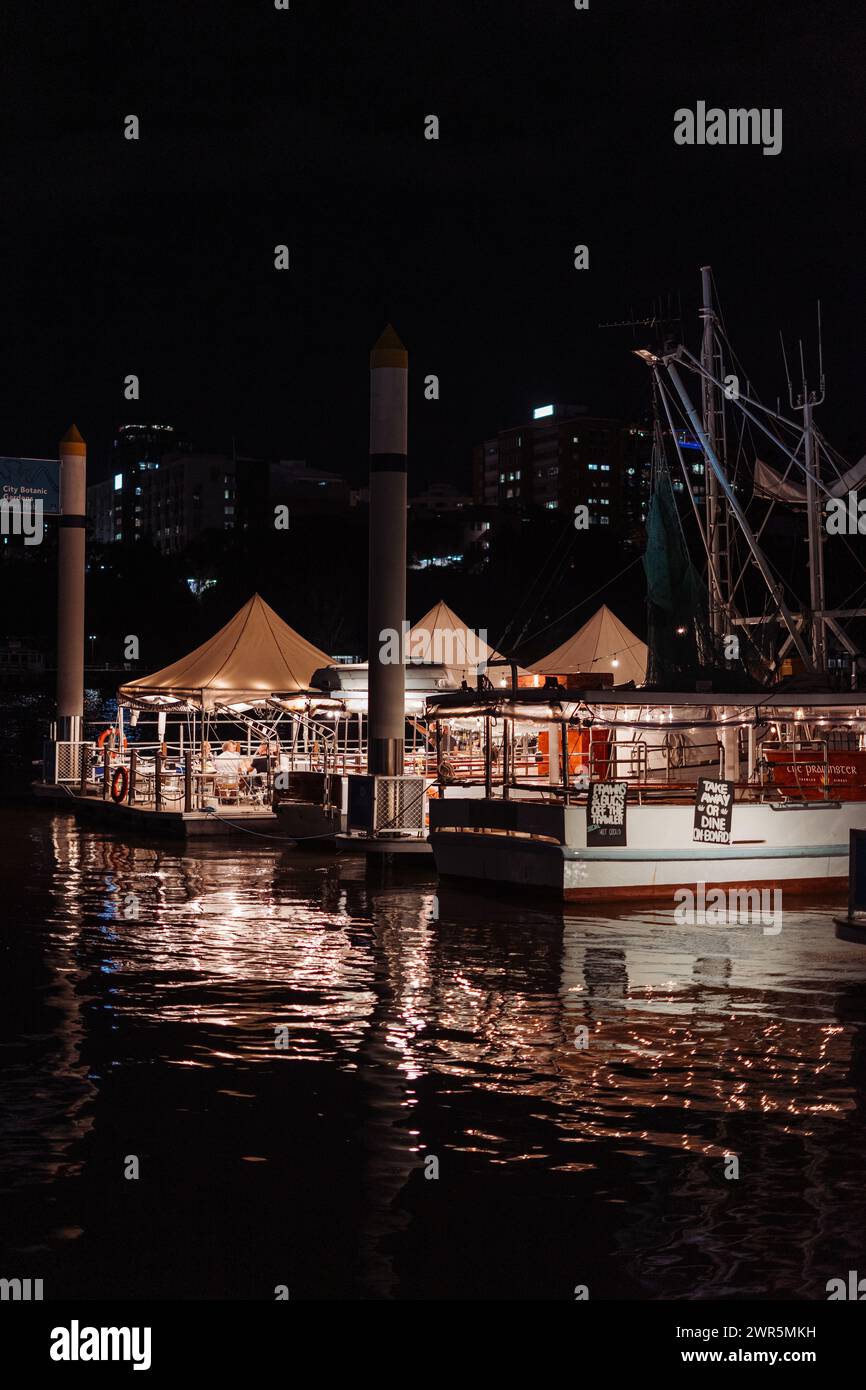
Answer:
[{"xmin": 215, "ymin": 778, "xmax": 239, "ymax": 805}]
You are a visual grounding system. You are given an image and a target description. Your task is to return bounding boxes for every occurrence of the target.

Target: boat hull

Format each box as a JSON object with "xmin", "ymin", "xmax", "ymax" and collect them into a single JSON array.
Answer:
[{"xmin": 428, "ymin": 797, "xmax": 861, "ymax": 903}]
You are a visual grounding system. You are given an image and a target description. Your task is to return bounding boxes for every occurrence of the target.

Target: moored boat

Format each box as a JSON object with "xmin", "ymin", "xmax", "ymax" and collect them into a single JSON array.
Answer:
[{"xmin": 427, "ymin": 688, "xmax": 866, "ymax": 901}]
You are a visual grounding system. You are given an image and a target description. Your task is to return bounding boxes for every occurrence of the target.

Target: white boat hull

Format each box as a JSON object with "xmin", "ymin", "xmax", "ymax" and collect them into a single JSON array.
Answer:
[{"xmin": 428, "ymin": 797, "xmax": 862, "ymax": 901}]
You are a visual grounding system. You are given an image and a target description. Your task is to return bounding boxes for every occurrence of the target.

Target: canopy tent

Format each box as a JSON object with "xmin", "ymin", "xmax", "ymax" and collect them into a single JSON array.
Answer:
[
  {"xmin": 529, "ymin": 604, "xmax": 648, "ymax": 686},
  {"xmin": 753, "ymin": 452, "xmax": 866, "ymax": 505},
  {"xmin": 407, "ymin": 599, "xmax": 516, "ymax": 685},
  {"xmin": 118, "ymin": 594, "xmax": 333, "ymax": 706}
]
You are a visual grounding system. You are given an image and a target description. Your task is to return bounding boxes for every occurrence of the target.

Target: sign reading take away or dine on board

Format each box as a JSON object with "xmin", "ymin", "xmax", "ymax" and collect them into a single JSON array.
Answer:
[{"xmin": 693, "ymin": 777, "xmax": 734, "ymax": 845}]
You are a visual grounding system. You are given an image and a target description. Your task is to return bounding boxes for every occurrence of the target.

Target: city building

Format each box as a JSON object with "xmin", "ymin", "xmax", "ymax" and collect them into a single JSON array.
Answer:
[
  {"xmin": 235, "ymin": 458, "xmax": 350, "ymax": 531},
  {"xmin": 473, "ymin": 403, "xmax": 651, "ymax": 530},
  {"xmin": 89, "ymin": 450, "xmax": 235, "ymax": 550},
  {"xmin": 407, "ymin": 484, "xmax": 487, "ymax": 570},
  {"xmin": 0, "ymin": 638, "xmax": 45, "ymax": 678},
  {"xmin": 110, "ymin": 423, "xmax": 187, "ymax": 541},
  {"xmin": 88, "ymin": 439, "xmax": 353, "ymax": 554}
]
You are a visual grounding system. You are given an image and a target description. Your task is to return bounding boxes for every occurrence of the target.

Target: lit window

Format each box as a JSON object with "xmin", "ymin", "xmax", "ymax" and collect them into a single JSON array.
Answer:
[{"xmin": 114, "ymin": 473, "xmax": 123, "ymax": 491}]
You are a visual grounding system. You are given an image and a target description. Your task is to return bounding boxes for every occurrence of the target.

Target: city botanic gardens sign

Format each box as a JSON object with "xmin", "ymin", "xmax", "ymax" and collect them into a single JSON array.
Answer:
[
  {"xmin": 0, "ymin": 457, "xmax": 59, "ymax": 543},
  {"xmin": 0, "ymin": 457, "xmax": 60, "ymax": 513}
]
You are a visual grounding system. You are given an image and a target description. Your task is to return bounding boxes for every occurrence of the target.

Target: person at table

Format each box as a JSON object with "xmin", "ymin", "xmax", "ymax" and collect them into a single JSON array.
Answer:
[
  {"xmin": 251, "ymin": 741, "xmax": 271, "ymax": 775},
  {"xmin": 214, "ymin": 740, "xmax": 246, "ymax": 783}
]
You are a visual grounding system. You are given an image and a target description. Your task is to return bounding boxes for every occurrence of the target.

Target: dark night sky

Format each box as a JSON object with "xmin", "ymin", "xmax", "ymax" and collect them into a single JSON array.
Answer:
[{"xmin": 1, "ymin": 0, "xmax": 865, "ymax": 486}]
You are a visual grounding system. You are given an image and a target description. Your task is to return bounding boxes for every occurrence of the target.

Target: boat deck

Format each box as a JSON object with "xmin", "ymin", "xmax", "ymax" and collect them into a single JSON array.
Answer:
[{"xmin": 32, "ymin": 783, "xmax": 297, "ymax": 839}]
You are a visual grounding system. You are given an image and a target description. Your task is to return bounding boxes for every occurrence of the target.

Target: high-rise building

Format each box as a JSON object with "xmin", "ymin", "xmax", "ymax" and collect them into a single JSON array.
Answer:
[
  {"xmin": 473, "ymin": 404, "xmax": 650, "ymax": 529},
  {"xmin": 110, "ymin": 423, "xmax": 186, "ymax": 541},
  {"xmin": 88, "ymin": 444, "xmax": 352, "ymax": 553},
  {"xmin": 89, "ymin": 448, "xmax": 234, "ymax": 551}
]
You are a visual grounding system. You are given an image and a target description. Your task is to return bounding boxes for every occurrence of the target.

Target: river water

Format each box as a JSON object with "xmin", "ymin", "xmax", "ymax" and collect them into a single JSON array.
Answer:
[{"xmin": 1, "ymin": 804, "xmax": 865, "ymax": 1301}]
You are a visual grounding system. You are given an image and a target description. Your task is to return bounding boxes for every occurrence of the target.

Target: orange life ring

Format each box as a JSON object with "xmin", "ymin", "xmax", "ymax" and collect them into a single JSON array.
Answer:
[
  {"xmin": 97, "ymin": 728, "xmax": 113, "ymax": 748},
  {"xmin": 110, "ymin": 766, "xmax": 129, "ymax": 803}
]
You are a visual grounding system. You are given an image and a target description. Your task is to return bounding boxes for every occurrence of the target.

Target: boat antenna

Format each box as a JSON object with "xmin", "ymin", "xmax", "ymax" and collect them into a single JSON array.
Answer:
[
  {"xmin": 779, "ymin": 330, "xmax": 794, "ymax": 408},
  {"xmin": 817, "ymin": 299, "xmax": 825, "ymax": 395}
]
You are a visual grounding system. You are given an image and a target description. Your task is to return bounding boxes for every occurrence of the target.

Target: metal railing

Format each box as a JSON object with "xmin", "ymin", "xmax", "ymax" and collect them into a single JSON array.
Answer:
[
  {"xmin": 589, "ymin": 736, "xmax": 723, "ymax": 784},
  {"xmin": 759, "ymin": 739, "xmax": 832, "ymax": 801}
]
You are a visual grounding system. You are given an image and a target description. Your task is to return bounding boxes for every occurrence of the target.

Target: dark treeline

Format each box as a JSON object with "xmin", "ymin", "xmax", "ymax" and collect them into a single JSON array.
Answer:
[{"xmin": 1, "ymin": 512, "xmax": 645, "ymax": 672}]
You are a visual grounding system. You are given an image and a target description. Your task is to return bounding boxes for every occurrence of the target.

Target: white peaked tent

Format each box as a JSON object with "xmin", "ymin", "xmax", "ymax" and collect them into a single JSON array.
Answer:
[
  {"xmin": 407, "ymin": 599, "xmax": 511, "ymax": 685},
  {"xmin": 753, "ymin": 452, "xmax": 866, "ymax": 505},
  {"xmin": 118, "ymin": 594, "xmax": 333, "ymax": 705},
  {"xmin": 530, "ymin": 604, "xmax": 647, "ymax": 686}
]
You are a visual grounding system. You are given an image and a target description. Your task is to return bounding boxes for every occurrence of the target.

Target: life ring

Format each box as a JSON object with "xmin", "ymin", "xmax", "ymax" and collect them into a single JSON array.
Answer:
[
  {"xmin": 97, "ymin": 729, "xmax": 128, "ymax": 757},
  {"xmin": 110, "ymin": 766, "xmax": 130, "ymax": 803}
]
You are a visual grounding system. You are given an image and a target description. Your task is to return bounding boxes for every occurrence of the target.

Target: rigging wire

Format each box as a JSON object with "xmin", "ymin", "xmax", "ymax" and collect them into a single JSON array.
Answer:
[
  {"xmin": 495, "ymin": 512, "xmax": 580, "ymax": 653},
  {"xmin": 509, "ymin": 553, "xmax": 644, "ymax": 651}
]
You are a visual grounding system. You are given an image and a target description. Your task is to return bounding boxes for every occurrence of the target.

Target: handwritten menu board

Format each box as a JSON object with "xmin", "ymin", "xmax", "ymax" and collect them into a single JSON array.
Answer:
[
  {"xmin": 693, "ymin": 778, "xmax": 734, "ymax": 844},
  {"xmin": 586, "ymin": 780, "xmax": 628, "ymax": 847}
]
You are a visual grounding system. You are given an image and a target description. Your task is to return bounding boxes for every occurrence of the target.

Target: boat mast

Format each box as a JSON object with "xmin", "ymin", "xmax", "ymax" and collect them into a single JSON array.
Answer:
[
  {"xmin": 699, "ymin": 267, "xmax": 729, "ymax": 641},
  {"xmin": 787, "ymin": 307, "xmax": 827, "ymax": 672},
  {"xmin": 662, "ymin": 357, "xmax": 815, "ymax": 672}
]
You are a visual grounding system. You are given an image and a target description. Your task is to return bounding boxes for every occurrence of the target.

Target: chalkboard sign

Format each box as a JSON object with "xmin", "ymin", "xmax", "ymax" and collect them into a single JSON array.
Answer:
[
  {"xmin": 848, "ymin": 829, "xmax": 866, "ymax": 917},
  {"xmin": 586, "ymin": 780, "xmax": 628, "ymax": 847},
  {"xmin": 693, "ymin": 777, "xmax": 734, "ymax": 844}
]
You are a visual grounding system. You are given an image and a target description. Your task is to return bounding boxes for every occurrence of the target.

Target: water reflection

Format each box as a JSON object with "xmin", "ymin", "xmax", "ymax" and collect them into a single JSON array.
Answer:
[{"xmin": 2, "ymin": 808, "xmax": 866, "ymax": 1298}]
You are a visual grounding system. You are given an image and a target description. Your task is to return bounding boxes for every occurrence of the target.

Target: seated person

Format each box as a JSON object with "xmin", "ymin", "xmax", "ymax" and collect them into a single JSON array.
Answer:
[
  {"xmin": 251, "ymin": 741, "xmax": 271, "ymax": 775},
  {"xmin": 214, "ymin": 740, "xmax": 245, "ymax": 784}
]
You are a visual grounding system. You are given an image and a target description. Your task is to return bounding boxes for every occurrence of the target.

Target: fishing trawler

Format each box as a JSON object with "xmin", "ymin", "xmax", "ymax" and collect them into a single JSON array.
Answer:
[
  {"xmin": 427, "ymin": 267, "xmax": 866, "ymax": 900},
  {"xmin": 426, "ymin": 687, "xmax": 866, "ymax": 900}
]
